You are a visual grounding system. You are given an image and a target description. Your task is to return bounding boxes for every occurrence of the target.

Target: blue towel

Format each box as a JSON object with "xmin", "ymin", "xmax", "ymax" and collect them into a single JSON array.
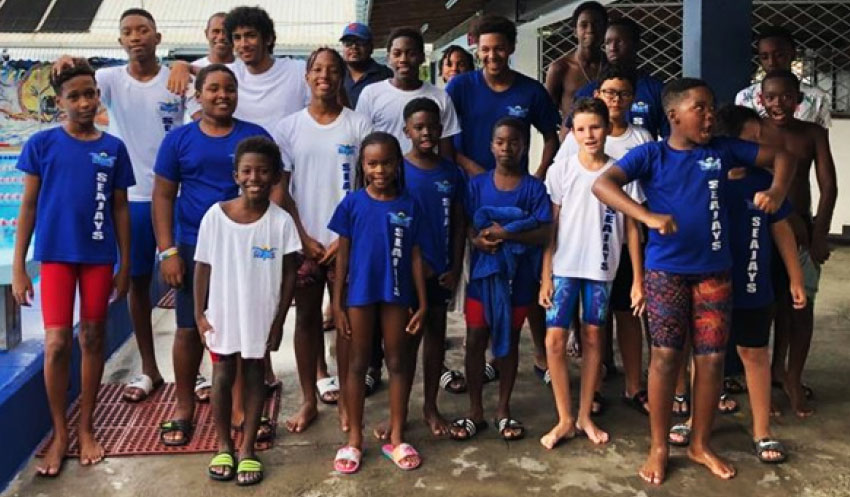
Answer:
[{"xmin": 470, "ymin": 206, "xmax": 539, "ymax": 358}]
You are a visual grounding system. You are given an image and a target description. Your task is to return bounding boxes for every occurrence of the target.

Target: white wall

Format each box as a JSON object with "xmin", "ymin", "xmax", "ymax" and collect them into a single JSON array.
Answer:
[{"xmin": 825, "ymin": 120, "xmax": 848, "ymax": 235}]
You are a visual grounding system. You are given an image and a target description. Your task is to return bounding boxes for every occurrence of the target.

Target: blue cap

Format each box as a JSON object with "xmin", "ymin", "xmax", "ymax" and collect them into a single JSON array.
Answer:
[{"xmin": 340, "ymin": 22, "xmax": 372, "ymax": 41}]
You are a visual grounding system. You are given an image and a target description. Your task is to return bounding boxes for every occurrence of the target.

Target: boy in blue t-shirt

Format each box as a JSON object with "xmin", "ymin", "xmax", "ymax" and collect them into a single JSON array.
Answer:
[
  {"xmin": 446, "ymin": 15, "xmax": 560, "ymax": 178},
  {"xmin": 713, "ymin": 105, "xmax": 806, "ymax": 465},
  {"xmin": 400, "ymin": 98, "xmax": 465, "ymax": 437},
  {"xmin": 446, "ymin": 13, "xmax": 559, "ymax": 385},
  {"xmin": 592, "ymin": 78, "xmax": 795, "ymax": 485},
  {"xmin": 12, "ymin": 60, "xmax": 135, "ymax": 475},
  {"xmin": 449, "ymin": 118, "xmax": 551, "ymax": 442},
  {"xmin": 152, "ymin": 64, "xmax": 271, "ymax": 447}
]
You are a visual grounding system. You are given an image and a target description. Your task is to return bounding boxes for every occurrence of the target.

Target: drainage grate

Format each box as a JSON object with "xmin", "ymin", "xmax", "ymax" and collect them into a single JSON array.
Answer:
[{"xmin": 36, "ymin": 383, "xmax": 282, "ymax": 457}]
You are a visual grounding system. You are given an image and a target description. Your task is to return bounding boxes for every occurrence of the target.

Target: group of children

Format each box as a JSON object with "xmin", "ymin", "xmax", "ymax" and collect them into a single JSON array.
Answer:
[{"xmin": 9, "ymin": 2, "xmax": 837, "ymax": 489}]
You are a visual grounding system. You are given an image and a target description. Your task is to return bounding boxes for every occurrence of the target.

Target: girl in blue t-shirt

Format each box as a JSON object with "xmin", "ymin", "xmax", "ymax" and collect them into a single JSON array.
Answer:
[
  {"xmin": 328, "ymin": 132, "xmax": 427, "ymax": 473},
  {"xmin": 13, "ymin": 60, "xmax": 134, "ymax": 476}
]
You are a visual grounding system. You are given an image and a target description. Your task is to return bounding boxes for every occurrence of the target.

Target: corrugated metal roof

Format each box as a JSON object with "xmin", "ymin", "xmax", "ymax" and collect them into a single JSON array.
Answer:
[{"xmin": 0, "ymin": 0, "xmax": 355, "ymax": 58}]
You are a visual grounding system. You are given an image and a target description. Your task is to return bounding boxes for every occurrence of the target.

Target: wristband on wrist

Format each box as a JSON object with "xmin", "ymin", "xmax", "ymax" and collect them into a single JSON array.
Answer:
[{"xmin": 158, "ymin": 247, "xmax": 179, "ymax": 262}]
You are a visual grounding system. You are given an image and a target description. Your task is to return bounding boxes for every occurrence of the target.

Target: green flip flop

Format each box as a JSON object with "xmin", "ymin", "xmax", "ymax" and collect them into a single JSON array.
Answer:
[
  {"xmin": 236, "ymin": 457, "xmax": 264, "ymax": 486},
  {"xmin": 207, "ymin": 452, "xmax": 235, "ymax": 481}
]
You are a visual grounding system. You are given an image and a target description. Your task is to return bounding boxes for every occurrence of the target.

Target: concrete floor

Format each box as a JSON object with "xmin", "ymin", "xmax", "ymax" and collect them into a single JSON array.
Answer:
[{"xmin": 5, "ymin": 248, "xmax": 850, "ymax": 497}]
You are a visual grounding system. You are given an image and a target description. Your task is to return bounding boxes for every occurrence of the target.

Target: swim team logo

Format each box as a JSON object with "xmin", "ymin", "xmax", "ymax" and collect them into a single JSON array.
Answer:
[
  {"xmin": 631, "ymin": 101, "xmax": 649, "ymax": 113},
  {"xmin": 338, "ymin": 144, "xmax": 355, "ymax": 191},
  {"xmin": 252, "ymin": 245, "xmax": 277, "ymax": 260},
  {"xmin": 158, "ymin": 98, "xmax": 181, "ymax": 132},
  {"xmin": 698, "ymin": 157, "xmax": 722, "ymax": 172},
  {"xmin": 434, "ymin": 180, "xmax": 453, "ymax": 194},
  {"xmin": 388, "ymin": 211, "xmax": 413, "ymax": 228},
  {"xmin": 90, "ymin": 152, "xmax": 116, "ymax": 168},
  {"xmin": 158, "ymin": 100, "xmax": 181, "ymax": 113},
  {"xmin": 506, "ymin": 105, "xmax": 528, "ymax": 118}
]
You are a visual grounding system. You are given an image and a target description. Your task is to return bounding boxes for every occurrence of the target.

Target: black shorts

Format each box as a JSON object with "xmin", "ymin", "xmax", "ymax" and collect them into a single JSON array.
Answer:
[
  {"xmin": 609, "ymin": 246, "xmax": 633, "ymax": 313},
  {"xmin": 175, "ymin": 243, "xmax": 197, "ymax": 329},
  {"xmin": 426, "ymin": 276, "xmax": 453, "ymax": 307},
  {"xmin": 731, "ymin": 306, "xmax": 774, "ymax": 348}
]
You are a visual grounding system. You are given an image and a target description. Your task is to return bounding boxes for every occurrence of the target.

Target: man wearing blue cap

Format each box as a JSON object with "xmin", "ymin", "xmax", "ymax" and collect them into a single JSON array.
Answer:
[{"xmin": 341, "ymin": 22, "xmax": 393, "ymax": 108}]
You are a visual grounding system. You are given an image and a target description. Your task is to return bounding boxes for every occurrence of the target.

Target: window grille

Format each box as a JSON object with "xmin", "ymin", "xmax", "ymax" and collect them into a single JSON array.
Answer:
[{"xmin": 538, "ymin": 0, "xmax": 850, "ymax": 115}]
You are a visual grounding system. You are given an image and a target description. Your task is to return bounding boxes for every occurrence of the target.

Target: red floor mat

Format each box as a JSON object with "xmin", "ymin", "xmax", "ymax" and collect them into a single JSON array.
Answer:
[{"xmin": 36, "ymin": 383, "xmax": 281, "ymax": 457}]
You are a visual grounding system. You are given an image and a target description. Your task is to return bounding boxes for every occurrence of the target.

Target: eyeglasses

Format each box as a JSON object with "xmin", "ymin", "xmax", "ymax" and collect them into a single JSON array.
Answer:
[
  {"xmin": 599, "ymin": 88, "xmax": 634, "ymax": 100},
  {"xmin": 342, "ymin": 39, "xmax": 368, "ymax": 48}
]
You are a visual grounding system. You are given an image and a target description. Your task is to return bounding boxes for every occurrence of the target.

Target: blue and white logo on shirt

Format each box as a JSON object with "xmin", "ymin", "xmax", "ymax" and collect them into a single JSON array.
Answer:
[
  {"xmin": 698, "ymin": 157, "xmax": 722, "ymax": 171},
  {"xmin": 337, "ymin": 144, "xmax": 355, "ymax": 155},
  {"xmin": 158, "ymin": 98, "xmax": 181, "ymax": 132},
  {"xmin": 708, "ymin": 179, "xmax": 722, "ymax": 251},
  {"xmin": 90, "ymin": 152, "xmax": 116, "ymax": 168},
  {"xmin": 388, "ymin": 211, "xmax": 413, "ymax": 228},
  {"xmin": 506, "ymin": 105, "xmax": 529, "ymax": 118},
  {"xmin": 252, "ymin": 245, "xmax": 277, "ymax": 260},
  {"xmin": 434, "ymin": 180, "xmax": 453, "ymax": 194},
  {"xmin": 631, "ymin": 101, "xmax": 649, "ymax": 113}
]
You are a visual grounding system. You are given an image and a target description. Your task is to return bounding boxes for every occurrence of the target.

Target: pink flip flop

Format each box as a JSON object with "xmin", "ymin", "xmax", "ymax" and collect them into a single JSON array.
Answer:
[
  {"xmin": 334, "ymin": 446, "xmax": 362, "ymax": 474},
  {"xmin": 381, "ymin": 443, "xmax": 422, "ymax": 471}
]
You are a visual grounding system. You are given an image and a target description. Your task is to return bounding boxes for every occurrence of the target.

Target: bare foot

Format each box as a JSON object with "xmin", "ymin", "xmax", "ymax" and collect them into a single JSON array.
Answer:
[
  {"xmin": 638, "ymin": 446, "xmax": 668, "ymax": 485},
  {"xmin": 37, "ymin": 434, "xmax": 68, "ymax": 476},
  {"xmin": 423, "ymin": 410, "xmax": 449, "ymax": 437},
  {"xmin": 784, "ymin": 383, "xmax": 814, "ymax": 418},
  {"xmin": 284, "ymin": 402, "xmax": 317, "ymax": 433},
  {"xmin": 540, "ymin": 421, "xmax": 576, "ymax": 450},
  {"xmin": 576, "ymin": 418, "xmax": 610, "ymax": 445},
  {"xmin": 688, "ymin": 446, "xmax": 736, "ymax": 480},
  {"xmin": 78, "ymin": 430, "xmax": 105, "ymax": 466},
  {"xmin": 373, "ymin": 420, "xmax": 390, "ymax": 441}
]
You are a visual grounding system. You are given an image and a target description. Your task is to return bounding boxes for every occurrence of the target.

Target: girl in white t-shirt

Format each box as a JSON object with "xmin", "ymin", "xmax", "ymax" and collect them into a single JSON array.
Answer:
[
  {"xmin": 194, "ymin": 137, "xmax": 300, "ymax": 485},
  {"xmin": 539, "ymin": 98, "xmax": 645, "ymax": 449},
  {"xmin": 272, "ymin": 48, "xmax": 373, "ymax": 434}
]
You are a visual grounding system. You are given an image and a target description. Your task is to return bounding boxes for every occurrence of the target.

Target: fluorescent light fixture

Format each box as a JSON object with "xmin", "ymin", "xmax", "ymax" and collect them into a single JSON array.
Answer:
[
  {"xmin": 445, "ymin": 0, "xmax": 459, "ymax": 10},
  {"xmin": 421, "ymin": 23, "xmax": 430, "ymax": 33}
]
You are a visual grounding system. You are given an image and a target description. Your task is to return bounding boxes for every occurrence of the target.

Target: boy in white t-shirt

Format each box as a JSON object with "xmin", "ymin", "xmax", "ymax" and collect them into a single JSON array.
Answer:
[
  {"xmin": 195, "ymin": 137, "xmax": 300, "ymax": 486},
  {"xmin": 554, "ymin": 67, "xmax": 653, "ymax": 416},
  {"xmin": 171, "ymin": 6, "xmax": 309, "ymax": 132},
  {"xmin": 355, "ymin": 27, "xmax": 461, "ymax": 155},
  {"xmin": 54, "ymin": 8, "xmax": 189, "ymax": 406},
  {"xmin": 539, "ymin": 98, "xmax": 645, "ymax": 449}
]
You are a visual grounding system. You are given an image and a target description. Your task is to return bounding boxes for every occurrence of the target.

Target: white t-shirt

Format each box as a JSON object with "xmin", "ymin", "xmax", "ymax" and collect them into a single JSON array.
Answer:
[
  {"xmin": 735, "ymin": 82, "xmax": 831, "ymax": 128},
  {"xmin": 96, "ymin": 65, "xmax": 186, "ymax": 201},
  {"xmin": 194, "ymin": 202, "xmax": 301, "ymax": 359},
  {"xmin": 355, "ymin": 79, "xmax": 461, "ymax": 153},
  {"xmin": 554, "ymin": 124, "xmax": 653, "ymax": 164},
  {"xmin": 272, "ymin": 107, "xmax": 373, "ymax": 246},
  {"xmin": 545, "ymin": 155, "xmax": 644, "ymax": 281},
  {"xmin": 231, "ymin": 57, "xmax": 309, "ymax": 132}
]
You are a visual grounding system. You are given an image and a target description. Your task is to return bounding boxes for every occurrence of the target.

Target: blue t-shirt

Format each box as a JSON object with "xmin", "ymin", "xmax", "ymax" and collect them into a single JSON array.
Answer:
[
  {"xmin": 727, "ymin": 168, "xmax": 791, "ymax": 309},
  {"xmin": 153, "ymin": 119, "xmax": 271, "ymax": 245},
  {"xmin": 616, "ymin": 137, "xmax": 759, "ymax": 274},
  {"xmin": 403, "ymin": 158, "xmax": 464, "ymax": 275},
  {"xmin": 465, "ymin": 171, "xmax": 551, "ymax": 305},
  {"xmin": 17, "ymin": 127, "xmax": 135, "ymax": 264},
  {"xmin": 574, "ymin": 71, "xmax": 668, "ymax": 139},
  {"xmin": 446, "ymin": 70, "xmax": 559, "ymax": 172},
  {"xmin": 328, "ymin": 189, "xmax": 424, "ymax": 307}
]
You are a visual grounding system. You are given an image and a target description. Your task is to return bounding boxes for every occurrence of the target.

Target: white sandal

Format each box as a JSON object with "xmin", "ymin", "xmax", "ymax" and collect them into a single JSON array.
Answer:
[
  {"xmin": 123, "ymin": 374, "xmax": 162, "ymax": 402},
  {"xmin": 317, "ymin": 376, "xmax": 339, "ymax": 405}
]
